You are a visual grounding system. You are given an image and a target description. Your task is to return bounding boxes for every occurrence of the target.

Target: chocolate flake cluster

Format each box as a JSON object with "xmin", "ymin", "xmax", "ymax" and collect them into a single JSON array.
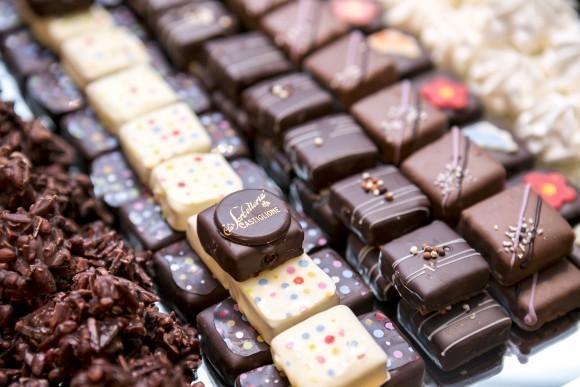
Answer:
[{"xmin": 0, "ymin": 102, "xmax": 201, "ymax": 386}]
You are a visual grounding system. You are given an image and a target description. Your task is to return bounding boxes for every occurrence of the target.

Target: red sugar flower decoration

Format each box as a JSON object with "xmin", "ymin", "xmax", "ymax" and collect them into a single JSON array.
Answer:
[
  {"xmin": 420, "ymin": 77, "xmax": 469, "ymax": 110},
  {"xmin": 523, "ymin": 172, "xmax": 577, "ymax": 210}
]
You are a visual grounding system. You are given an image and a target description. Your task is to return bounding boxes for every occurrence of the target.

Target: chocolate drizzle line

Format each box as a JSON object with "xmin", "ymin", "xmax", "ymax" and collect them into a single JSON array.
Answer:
[
  {"xmin": 441, "ymin": 127, "xmax": 468, "ymax": 211},
  {"xmin": 393, "ymin": 80, "xmax": 411, "ymax": 165},
  {"xmin": 523, "ymin": 272, "xmax": 539, "ymax": 326},
  {"xmin": 520, "ymin": 194, "xmax": 542, "ymax": 269},
  {"xmin": 408, "ymin": 85, "xmax": 422, "ymax": 159},
  {"xmin": 510, "ymin": 184, "xmax": 532, "ymax": 268}
]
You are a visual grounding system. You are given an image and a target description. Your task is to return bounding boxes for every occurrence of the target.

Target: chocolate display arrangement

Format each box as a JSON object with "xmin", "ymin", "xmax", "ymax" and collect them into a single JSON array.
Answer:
[{"xmin": 2, "ymin": 0, "xmax": 580, "ymax": 385}]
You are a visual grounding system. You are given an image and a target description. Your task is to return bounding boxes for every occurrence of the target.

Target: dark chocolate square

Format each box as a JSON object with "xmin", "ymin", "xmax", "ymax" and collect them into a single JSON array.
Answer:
[
  {"xmin": 351, "ymin": 81, "xmax": 448, "ymax": 165},
  {"xmin": 205, "ymin": 32, "xmax": 292, "ymax": 103},
  {"xmin": 243, "ymin": 73, "xmax": 335, "ymax": 140},
  {"xmin": 261, "ymin": 0, "xmax": 349, "ymax": 64},
  {"xmin": 25, "ymin": 64, "xmax": 84, "ymax": 121},
  {"xmin": 289, "ymin": 178, "xmax": 349, "ymax": 246},
  {"xmin": 230, "ymin": 158, "xmax": 283, "ymax": 197},
  {"xmin": 304, "ymin": 31, "xmax": 397, "ymax": 108},
  {"xmin": 196, "ymin": 189, "xmax": 304, "ymax": 281},
  {"xmin": 90, "ymin": 151, "xmax": 143, "ymax": 209},
  {"xmin": 166, "ymin": 72, "xmax": 211, "ymax": 114},
  {"xmin": 490, "ymin": 258, "xmax": 580, "ymax": 332},
  {"xmin": 507, "ymin": 170, "xmax": 580, "ymax": 225},
  {"xmin": 358, "ymin": 311, "xmax": 425, "ymax": 387},
  {"xmin": 255, "ymin": 136, "xmax": 294, "ymax": 191},
  {"xmin": 235, "ymin": 364, "xmax": 290, "ymax": 387},
  {"xmin": 0, "ymin": 0, "xmax": 22, "ymax": 36},
  {"xmin": 311, "ymin": 248, "xmax": 373, "ymax": 314},
  {"xmin": 460, "ymin": 184, "xmax": 575, "ymax": 286},
  {"xmin": 412, "ymin": 70, "xmax": 482, "ymax": 126},
  {"xmin": 462, "ymin": 120, "xmax": 535, "ymax": 176},
  {"xmin": 329, "ymin": 165, "xmax": 430, "ymax": 245},
  {"xmin": 397, "ymin": 293, "xmax": 511, "ymax": 371},
  {"xmin": 200, "ymin": 111, "xmax": 250, "ymax": 161},
  {"xmin": 401, "ymin": 128, "xmax": 506, "ymax": 224},
  {"xmin": 284, "ymin": 114, "xmax": 379, "ymax": 191},
  {"xmin": 380, "ymin": 220, "xmax": 489, "ymax": 313},
  {"xmin": 155, "ymin": 1, "xmax": 238, "ymax": 68},
  {"xmin": 197, "ymin": 298, "xmax": 272, "ymax": 384},
  {"xmin": 291, "ymin": 209, "xmax": 328, "ymax": 254},
  {"xmin": 61, "ymin": 108, "xmax": 118, "ymax": 161},
  {"xmin": 1, "ymin": 29, "xmax": 55, "ymax": 82},
  {"xmin": 119, "ymin": 195, "xmax": 183, "ymax": 251},
  {"xmin": 26, "ymin": 0, "xmax": 93, "ymax": 16},
  {"xmin": 345, "ymin": 234, "xmax": 398, "ymax": 302},
  {"xmin": 227, "ymin": 0, "xmax": 290, "ymax": 28},
  {"xmin": 142, "ymin": 0, "xmax": 191, "ymax": 28},
  {"xmin": 154, "ymin": 240, "xmax": 228, "ymax": 321}
]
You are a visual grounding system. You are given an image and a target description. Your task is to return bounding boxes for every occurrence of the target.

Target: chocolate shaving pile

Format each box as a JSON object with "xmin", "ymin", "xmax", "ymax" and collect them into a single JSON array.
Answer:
[{"xmin": 0, "ymin": 101, "xmax": 201, "ymax": 386}]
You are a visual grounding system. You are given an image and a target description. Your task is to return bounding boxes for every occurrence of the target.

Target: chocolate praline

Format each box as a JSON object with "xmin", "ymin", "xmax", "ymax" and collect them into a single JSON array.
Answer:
[
  {"xmin": 90, "ymin": 151, "xmax": 143, "ymax": 209},
  {"xmin": 1, "ymin": 29, "xmax": 55, "ymax": 83},
  {"xmin": 230, "ymin": 158, "xmax": 283, "ymax": 197},
  {"xmin": 200, "ymin": 111, "xmax": 250, "ymax": 161},
  {"xmin": 60, "ymin": 108, "xmax": 118, "ymax": 161},
  {"xmin": 255, "ymin": 136, "xmax": 294, "ymax": 191}
]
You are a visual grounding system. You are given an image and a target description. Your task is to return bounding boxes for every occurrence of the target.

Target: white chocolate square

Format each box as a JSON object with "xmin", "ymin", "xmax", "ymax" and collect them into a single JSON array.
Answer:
[
  {"xmin": 150, "ymin": 153, "xmax": 242, "ymax": 231},
  {"xmin": 186, "ymin": 216, "xmax": 339, "ymax": 343},
  {"xmin": 23, "ymin": 3, "xmax": 114, "ymax": 53},
  {"xmin": 61, "ymin": 27, "xmax": 150, "ymax": 88},
  {"xmin": 119, "ymin": 102, "xmax": 212, "ymax": 184},
  {"xmin": 86, "ymin": 65, "xmax": 178, "ymax": 134},
  {"xmin": 271, "ymin": 305, "xmax": 389, "ymax": 387}
]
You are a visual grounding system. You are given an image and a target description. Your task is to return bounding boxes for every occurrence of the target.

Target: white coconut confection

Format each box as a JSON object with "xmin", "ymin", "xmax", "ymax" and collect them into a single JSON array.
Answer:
[
  {"xmin": 477, "ymin": 0, "xmax": 577, "ymax": 54},
  {"xmin": 379, "ymin": 0, "xmax": 450, "ymax": 35},
  {"xmin": 468, "ymin": 48, "xmax": 549, "ymax": 118},
  {"xmin": 516, "ymin": 92, "xmax": 580, "ymax": 169},
  {"xmin": 542, "ymin": 26, "xmax": 580, "ymax": 95}
]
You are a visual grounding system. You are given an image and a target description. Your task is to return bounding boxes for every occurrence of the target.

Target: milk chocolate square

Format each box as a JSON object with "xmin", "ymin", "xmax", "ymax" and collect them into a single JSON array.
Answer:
[
  {"xmin": 205, "ymin": 32, "xmax": 292, "ymax": 103},
  {"xmin": 359, "ymin": 311, "xmax": 425, "ymax": 387},
  {"xmin": 197, "ymin": 189, "xmax": 304, "ymax": 281},
  {"xmin": 154, "ymin": 1, "xmax": 237, "ymax": 68},
  {"xmin": 397, "ymin": 293, "xmax": 511, "ymax": 371},
  {"xmin": 351, "ymin": 81, "xmax": 448, "ymax": 165},
  {"xmin": 304, "ymin": 31, "xmax": 397, "ymax": 108},
  {"xmin": 261, "ymin": 0, "xmax": 349, "ymax": 64},
  {"xmin": 380, "ymin": 221, "xmax": 489, "ymax": 314},
  {"xmin": 197, "ymin": 298, "xmax": 271, "ymax": 384},
  {"xmin": 490, "ymin": 258, "xmax": 580, "ymax": 331},
  {"xmin": 460, "ymin": 184, "xmax": 575, "ymax": 285},
  {"xmin": 243, "ymin": 73, "xmax": 335, "ymax": 141},
  {"xmin": 330, "ymin": 165, "xmax": 430, "ymax": 245},
  {"xmin": 401, "ymin": 128, "xmax": 506, "ymax": 224},
  {"xmin": 284, "ymin": 114, "xmax": 379, "ymax": 191},
  {"xmin": 154, "ymin": 240, "xmax": 228, "ymax": 320}
]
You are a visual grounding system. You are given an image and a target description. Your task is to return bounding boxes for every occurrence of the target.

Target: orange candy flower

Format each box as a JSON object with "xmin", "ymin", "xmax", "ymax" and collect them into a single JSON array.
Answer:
[
  {"xmin": 420, "ymin": 77, "xmax": 468, "ymax": 110},
  {"xmin": 523, "ymin": 172, "xmax": 577, "ymax": 210}
]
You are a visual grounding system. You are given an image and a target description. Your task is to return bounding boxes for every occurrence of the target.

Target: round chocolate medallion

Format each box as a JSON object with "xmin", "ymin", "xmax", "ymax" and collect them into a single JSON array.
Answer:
[{"xmin": 214, "ymin": 189, "xmax": 290, "ymax": 246}]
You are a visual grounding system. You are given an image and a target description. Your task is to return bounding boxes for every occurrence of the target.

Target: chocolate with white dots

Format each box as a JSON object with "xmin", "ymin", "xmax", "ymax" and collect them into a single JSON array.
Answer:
[
  {"xmin": 291, "ymin": 209, "xmax": 328, "ymax": 254},
  {"xmin": 90, "ymin": 151, "xmax": 143, "ymax": 209},
  {"xmin": 1, "ymin": 29, "xmax": 54, "ymax": 82},
  {"xmin": 166, "ymin": 73, "xmax": 212, "ymax": 114},
  {"xmin": 235, "ymin": 364, "xmax": 290, "ymax": 387},
  {"xmin": 61, "ymin": 108, "xmax": 118, "ymax": 161},
  {"xmin": 200, "ymin": 111, "xmax": 250, "ymax": 160}
]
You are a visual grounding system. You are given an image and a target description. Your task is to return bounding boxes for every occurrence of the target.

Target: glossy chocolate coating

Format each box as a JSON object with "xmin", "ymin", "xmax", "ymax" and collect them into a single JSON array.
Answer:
[
  {"xmin": 401, "ymin": 130, "xmax": 506, "ymax": 225},
  {"xmin": 261, "ymin": 0, "xmax": 349, "ymax": 64},
  {"xmin": 61, "ymin": 108, "xmax": 118, "ymax": 161},
  {"xmin": 166, "ymin": 72, "xmax": 211, "ymax": 114},
  {"xmin": 509, "ymin": 314, "xmax": 578, "ymax": 356},
  {"xmin": 291, "ymin": 209, "xmax": 329, "ymax": 254},
  {"xmin": 197, "ymin": 190, "xmax": 304, "ymax": 281},
  {"xmin": 329, "ymin": 165, "xmax": 430, "ymax": 245},
  {"xmin": 380, "ymin": 220, "xmax": 489, "ymax": 314},
  {"xmin": 397, "ymin": 293, "xmax": 511, "ymax": 371},
  {"xmin": 90, "ymin": 151, "xmax": 143, "ymax": 209},
  {"xmin": 462, "ymin": 120, "xmax": 534, "ymax": 176},
  {"xmin": 490, "ymin": 258, "xmax": 580, "ymax": 331},
  {"xmin": 119, "ymin": 195, "xmax": 183, "ymax": 251},
  {"xmin": 412, "ymin": 70, "xmax": 483, "ymax": 126},
  {"xmin": 235, "ymin": 364, "xmax": 290, "ymax": 387},
  {"xmin": 284, "ymin": 114, "xmax": 379, "ymax": 191},
  {"xmin": 154, "ymin": 240, "xmax": 228, "ymax": 321},
  {"xmin": 507, "ymin": 170, "xmax": 580, "ymax": 225},
  {"xmin": 155, "ymin": 1, "xmax": 238, "ymax": 68},
  {"xmin": 200, "ymin": 111, "xmax": 250, "ymax": 160},
  {"xmin": 1, "ymin": 29, "xmax": 55, "ymax": 82},
  {"xmin": 311, "ymin": 248, "xmax": 373, "ymax": 314},
  {"xmin": 230, "ymin": 158, "xmax": 283, "ymax": 197},
  {"xmin": 345, "ymin": 234, "xmax": 398, "ymax": 302},
  {"xmin": 205, "ymin": 32, "xmax": 292, "ymax": 103},
  {"xmin": 350, "ymin": 82, "xmax": 448, "ymax": 165},
  {"xmin": 26, "ymin": 0, "xmax": 93, "ymax": 16},
  {"xmin": 358, "ymin": 311, "xmax": 425, "ymax": 387},
  {"xmin": 304, "ymin": 31, "xmax": 397, "ymax": 108},
  {"xmin": 243, "ymin": 73, "xmax": 335, "ymax": 141},
  {"xmin": 255, "ymin": 136, "xmax": 294, "ymax": 191},
  {"xmin": 142, "ymin": 0, "xmax": 191, "ymax": 28},
  {"xmin": 197, "ymin": 298, "xmax": 271, "ymax": 384},
  {"xmin": 459, "ymin": 185, "xmax": 575, "ymax": 285},
  {"xmin": 211, "ymin": 90, "xmax": 253, "ymax": 136}
]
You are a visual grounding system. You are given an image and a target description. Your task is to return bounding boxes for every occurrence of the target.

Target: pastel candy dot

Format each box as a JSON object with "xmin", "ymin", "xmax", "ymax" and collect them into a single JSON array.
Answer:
[
  {"xmin": 316, "ymin": 355, "xmax": 326, "ymax": 364},
  {"xmin": 342, "ymin": 270, "xmax": 353, "ymax": 278},
  {"xmin": 385, "ymin": 322, "xmax": 395, "ymax": 330},
  {"xmin": 373, "ymin": 329, "xmax": 384, "ymax": 338},
  {"xmin": 286, "ymin": 342, "xmax": 294, "ymax": 350},
  {"xmin": 339, "ymin": 285, "xmax": 351, "ymax": 295},
  {"xmin": 393, "ymin": 350, "xmax": 403, "ymax": 359},
  {"xmin": 332, "ymin": 260, "xmax": 342, "ymax": 268},
  {"xmin": 281, "ymin": 282, "xmax": 290, "ymax": 289},
  {"xmin": 258, "ymin": 278, "xmax": 268, "ymax": 286},
  {"xmin": 327, "ymin": 369, "xmax": 335, "ymax": 377},
  {"xmin": 235, "ymin": 331, "xmax": 244, "ymax": 339},
  {"xmin": 308, "ymin": 271, "xmax": 316, "ymax": 278},
  {"xmin": 308, "ymin": 343, "xmax": 316, "ymax": 350},
  {"xmin": 290, "ymin": 293, "xmax": 298, "ymax": 300},
  {"xmin": 324, "ymin": 335, "xmax": 335, "ymax": 344},
  {"xmin": 316, "ymin": 325, "xmax": 325, "ymax": 332},
  {"xmin": 227, "ymin": 320, "xmax": 236, "ymax": 327},
  {"xmin": 242, "ymin": 341, "xmax": 254, "ymax": 350},
  {"xmin": 302, "ymin": 333, "xmax": 310, "ymax": 340},
  {"xmin": 293, "ymin": 276, "xmax": 304, "ymax": 285},
  {"xmin": 286, "ymin": 266, "xmax": 296, "ymax": 274},
  {"xmin": 318, "ymin": 282, "xmax": 327, "ymax": 289},
  {"xmin": 298, "ymin": 259, "xmax": 309, "ymax": 267}
]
